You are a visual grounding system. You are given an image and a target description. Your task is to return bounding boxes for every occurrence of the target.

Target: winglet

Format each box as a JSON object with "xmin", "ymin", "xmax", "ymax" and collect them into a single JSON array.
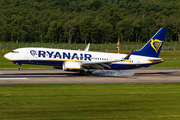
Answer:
[
  {"xmin": 84, "ymin": 43, "xmax": 90, "ymax": 51},
  {"xmin": 124, "ymin": 50, "xmax": 133, "ymax": 60}
]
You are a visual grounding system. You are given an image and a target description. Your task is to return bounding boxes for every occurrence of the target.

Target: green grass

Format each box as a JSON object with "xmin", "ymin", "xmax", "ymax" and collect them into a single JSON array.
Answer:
[
  {"xmin": 1, "ymin": 50, "xmax": 180, "ymax": 69},
  {"xmin": 0, "ymin": 84, "xmax": 180, "ymax": 119}
]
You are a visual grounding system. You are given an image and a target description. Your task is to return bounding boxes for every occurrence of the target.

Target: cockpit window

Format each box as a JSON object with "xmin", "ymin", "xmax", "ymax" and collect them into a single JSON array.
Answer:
[{"xmin": 11, "ymin": 51, "xmax": 19, "ymax": 53}]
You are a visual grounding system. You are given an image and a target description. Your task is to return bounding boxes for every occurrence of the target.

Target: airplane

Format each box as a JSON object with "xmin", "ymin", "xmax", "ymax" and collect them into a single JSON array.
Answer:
[{"xmin": 4, "ymin": 27, "xmax": 168, "ymax": 76}]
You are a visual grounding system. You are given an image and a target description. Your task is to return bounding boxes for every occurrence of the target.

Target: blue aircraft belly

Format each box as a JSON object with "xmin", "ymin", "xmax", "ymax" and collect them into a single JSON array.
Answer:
[
  {"xmin": 110, "ymin": 64, "xmax": 138, "ymax": 70},
  {"xmin": 13, "ymin": 60, "xmax": 64, "ymax": 66},
  {"xmin": 13, "ymin": 59, "xmax": 160, "ymax": 71},
  {"xmin": 110, "ymin": 63, "xmax": 152, "ymax": 70}
]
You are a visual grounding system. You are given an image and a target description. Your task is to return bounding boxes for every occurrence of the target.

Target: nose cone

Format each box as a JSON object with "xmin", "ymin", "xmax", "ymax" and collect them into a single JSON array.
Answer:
[{"xmin": 4, "ymin": 53, "xmax": 11, "ymax": 60}]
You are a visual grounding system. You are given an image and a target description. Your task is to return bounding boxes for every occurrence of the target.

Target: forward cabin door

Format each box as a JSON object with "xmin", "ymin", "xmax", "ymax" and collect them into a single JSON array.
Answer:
[{"xmin": 25, "ymin": 49, "xmax": 30, "ymax": 58}]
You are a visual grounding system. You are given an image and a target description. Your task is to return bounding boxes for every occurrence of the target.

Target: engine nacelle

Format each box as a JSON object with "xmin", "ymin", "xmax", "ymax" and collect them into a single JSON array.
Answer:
[{"xmin": 62, "ymin": 61, "xmax": 81, "ymax": 72}]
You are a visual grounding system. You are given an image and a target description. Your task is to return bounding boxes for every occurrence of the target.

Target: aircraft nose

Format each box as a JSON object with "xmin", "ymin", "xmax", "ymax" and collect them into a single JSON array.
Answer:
[{"xmin": 4, "ymin": 53, "xmax": 11, "ymax": 60}]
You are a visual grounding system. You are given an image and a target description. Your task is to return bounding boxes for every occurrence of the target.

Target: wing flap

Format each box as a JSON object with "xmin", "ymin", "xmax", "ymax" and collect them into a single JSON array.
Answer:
[
  {"xmin": 81, "ymin": 50, "xmax": 134, "ymax": 70},
  {"xmin": 81, "ymin": 60, "xmax": 122, "ymax": 70}
]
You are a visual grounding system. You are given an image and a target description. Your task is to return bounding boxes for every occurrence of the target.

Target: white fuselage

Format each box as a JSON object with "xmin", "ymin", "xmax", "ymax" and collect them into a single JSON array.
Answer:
[{"xmin": 4, "ymin": 47, "xmax": 163, "ymax": 70}]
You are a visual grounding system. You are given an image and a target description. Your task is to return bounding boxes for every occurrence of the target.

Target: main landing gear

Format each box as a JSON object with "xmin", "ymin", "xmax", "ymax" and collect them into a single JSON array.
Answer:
[
  {"xmin": 79, "ymin": 70, "xmax": 92, "ymax": 76},
  {"xmin": 86, "ymin": 71, "xmax": 92, "ymax": 76},
  {"xmin": 79, "ymin": 70, "xmax": 85, "ymax": 75}
]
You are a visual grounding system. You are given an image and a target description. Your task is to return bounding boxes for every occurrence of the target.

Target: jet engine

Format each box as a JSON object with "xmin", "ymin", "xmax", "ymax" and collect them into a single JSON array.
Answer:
[{"xmin": 62, "ymin": 61, "xmax": 81, "ymax": 72}]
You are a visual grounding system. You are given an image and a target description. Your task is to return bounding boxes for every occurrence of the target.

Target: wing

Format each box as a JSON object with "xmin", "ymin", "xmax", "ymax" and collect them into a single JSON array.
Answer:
[
  {"xmin": 81, "ymin": 50, "xmax": 132, "ymax": 70},
  {"xmin": 81, "ymin": 60, "xmax": 123, "ymax": 70}
]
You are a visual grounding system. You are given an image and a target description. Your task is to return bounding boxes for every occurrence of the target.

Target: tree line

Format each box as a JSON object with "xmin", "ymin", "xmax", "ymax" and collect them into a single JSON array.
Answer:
[{"xmin": 0, "ymin": 0, "xmax": 180, "ymax": 44}]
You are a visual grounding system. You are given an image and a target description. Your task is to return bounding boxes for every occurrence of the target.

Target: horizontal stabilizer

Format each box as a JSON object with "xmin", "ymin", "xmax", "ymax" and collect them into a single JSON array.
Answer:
[{"xmin": 149, "ymin": 58, "xmax": 164, "ymax": 62}]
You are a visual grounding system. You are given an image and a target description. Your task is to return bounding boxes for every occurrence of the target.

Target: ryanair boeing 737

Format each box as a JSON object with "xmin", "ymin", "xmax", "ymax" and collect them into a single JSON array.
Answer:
[{"xmin": 4, "ymin": 27, "xmax": 168, "ymax": 76}]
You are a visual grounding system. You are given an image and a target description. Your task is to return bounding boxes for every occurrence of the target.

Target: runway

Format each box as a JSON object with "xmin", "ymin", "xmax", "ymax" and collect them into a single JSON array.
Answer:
[{"xmin": 0, "ymin": 68, "xmax": 180, "ymax": 84}]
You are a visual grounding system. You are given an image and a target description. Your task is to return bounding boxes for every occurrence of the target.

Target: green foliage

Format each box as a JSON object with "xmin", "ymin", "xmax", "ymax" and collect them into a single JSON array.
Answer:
[
  {"xmin": 1, "ymin": 0, "xmax": 180, "ymax": 44},
  {"xmin": 1, "ymin": 84, "xmax": 180, "ymax": 119}
]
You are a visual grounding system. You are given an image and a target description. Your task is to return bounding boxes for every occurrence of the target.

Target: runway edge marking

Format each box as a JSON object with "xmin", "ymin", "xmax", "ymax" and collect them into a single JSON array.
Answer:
[{"xmin": 0, "ymin": 78, "xmax": 28, "ymax": 80}]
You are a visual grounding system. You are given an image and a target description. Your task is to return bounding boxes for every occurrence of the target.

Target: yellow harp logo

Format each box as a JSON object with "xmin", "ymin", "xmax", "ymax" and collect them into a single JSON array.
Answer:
[{"xmin": 150, "ymin": 39, "xmax": 163, "ymax": 53}]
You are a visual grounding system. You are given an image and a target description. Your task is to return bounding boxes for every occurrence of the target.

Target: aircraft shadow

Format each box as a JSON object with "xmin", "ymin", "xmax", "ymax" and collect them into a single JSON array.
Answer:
[
  {"xmin": 137, "ymin": 71, "xmax": 180, "ymax": 76},
  {"xmin": 0, "ymin": 73, "xmax": 79, "ymax": 78}
]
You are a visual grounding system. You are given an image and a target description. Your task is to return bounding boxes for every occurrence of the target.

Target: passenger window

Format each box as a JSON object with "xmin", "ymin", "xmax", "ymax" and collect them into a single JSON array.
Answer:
[{"xmin": 11, "ymin": 51, "xmax": 19, "ymax": 53}]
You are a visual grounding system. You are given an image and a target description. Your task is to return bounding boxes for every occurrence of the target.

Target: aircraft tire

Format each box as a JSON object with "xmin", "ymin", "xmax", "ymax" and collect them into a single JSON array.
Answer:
[
  {"xmin": 86, "ymin": 71, "xmax": 92, "ymax": 76},
  {"xmin": 79, "ymin": 70, "xmax": 85, "ymax": 75},
  {"xmin": 19, "ymin": 68, "xmax": 23, "ymax": 71}
]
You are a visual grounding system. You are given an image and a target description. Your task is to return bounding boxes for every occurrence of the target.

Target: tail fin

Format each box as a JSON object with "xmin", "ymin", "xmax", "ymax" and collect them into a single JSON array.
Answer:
[{"xmin": 132, "ymin": 27, "xmax": 168, "ymax": 58}]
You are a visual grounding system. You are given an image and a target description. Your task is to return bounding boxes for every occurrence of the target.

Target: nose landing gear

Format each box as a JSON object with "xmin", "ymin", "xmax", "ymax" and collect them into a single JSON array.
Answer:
[
  {"xmin": 19, "ymin": 67, "xmax": 23, "ymax": 71},
  {"xmin": 17, "ymin": 63, "xmax": 23, "ymax": 71}
]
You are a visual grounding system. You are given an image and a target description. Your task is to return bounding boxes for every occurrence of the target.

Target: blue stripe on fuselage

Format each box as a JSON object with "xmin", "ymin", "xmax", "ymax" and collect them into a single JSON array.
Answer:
[
  {"xmin": 13, "ymin": 60, "xmax": 64, "ymax": 66},
  {"xmin": 11, "ymin": 59, "xmax": 162, "ymax": 70}
]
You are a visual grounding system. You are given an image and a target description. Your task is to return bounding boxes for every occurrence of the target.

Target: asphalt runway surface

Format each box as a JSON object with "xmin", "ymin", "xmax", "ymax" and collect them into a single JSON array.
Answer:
[{"xmin": 0, "ymin": 68, "xmax": 180, "ymax": 84}]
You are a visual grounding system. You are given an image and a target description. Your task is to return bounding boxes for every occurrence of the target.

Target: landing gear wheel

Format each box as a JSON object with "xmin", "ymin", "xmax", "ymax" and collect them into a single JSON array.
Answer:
[
  {"xmin": 19, "ymin": 68, "xmax": 23, "ymax": 71},
  {"xmin": 86, "ymin": 71, "xmax": 92, "ymax": 76},
  {"xmin": 79, "ymin": 70, "xmax": 85, "ymax": 75}
]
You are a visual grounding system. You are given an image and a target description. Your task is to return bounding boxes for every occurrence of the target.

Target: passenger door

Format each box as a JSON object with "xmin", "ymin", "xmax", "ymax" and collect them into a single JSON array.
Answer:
[{"xmin": 25, "ymin": 50, "xmax": 30, "ymax": 58}]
